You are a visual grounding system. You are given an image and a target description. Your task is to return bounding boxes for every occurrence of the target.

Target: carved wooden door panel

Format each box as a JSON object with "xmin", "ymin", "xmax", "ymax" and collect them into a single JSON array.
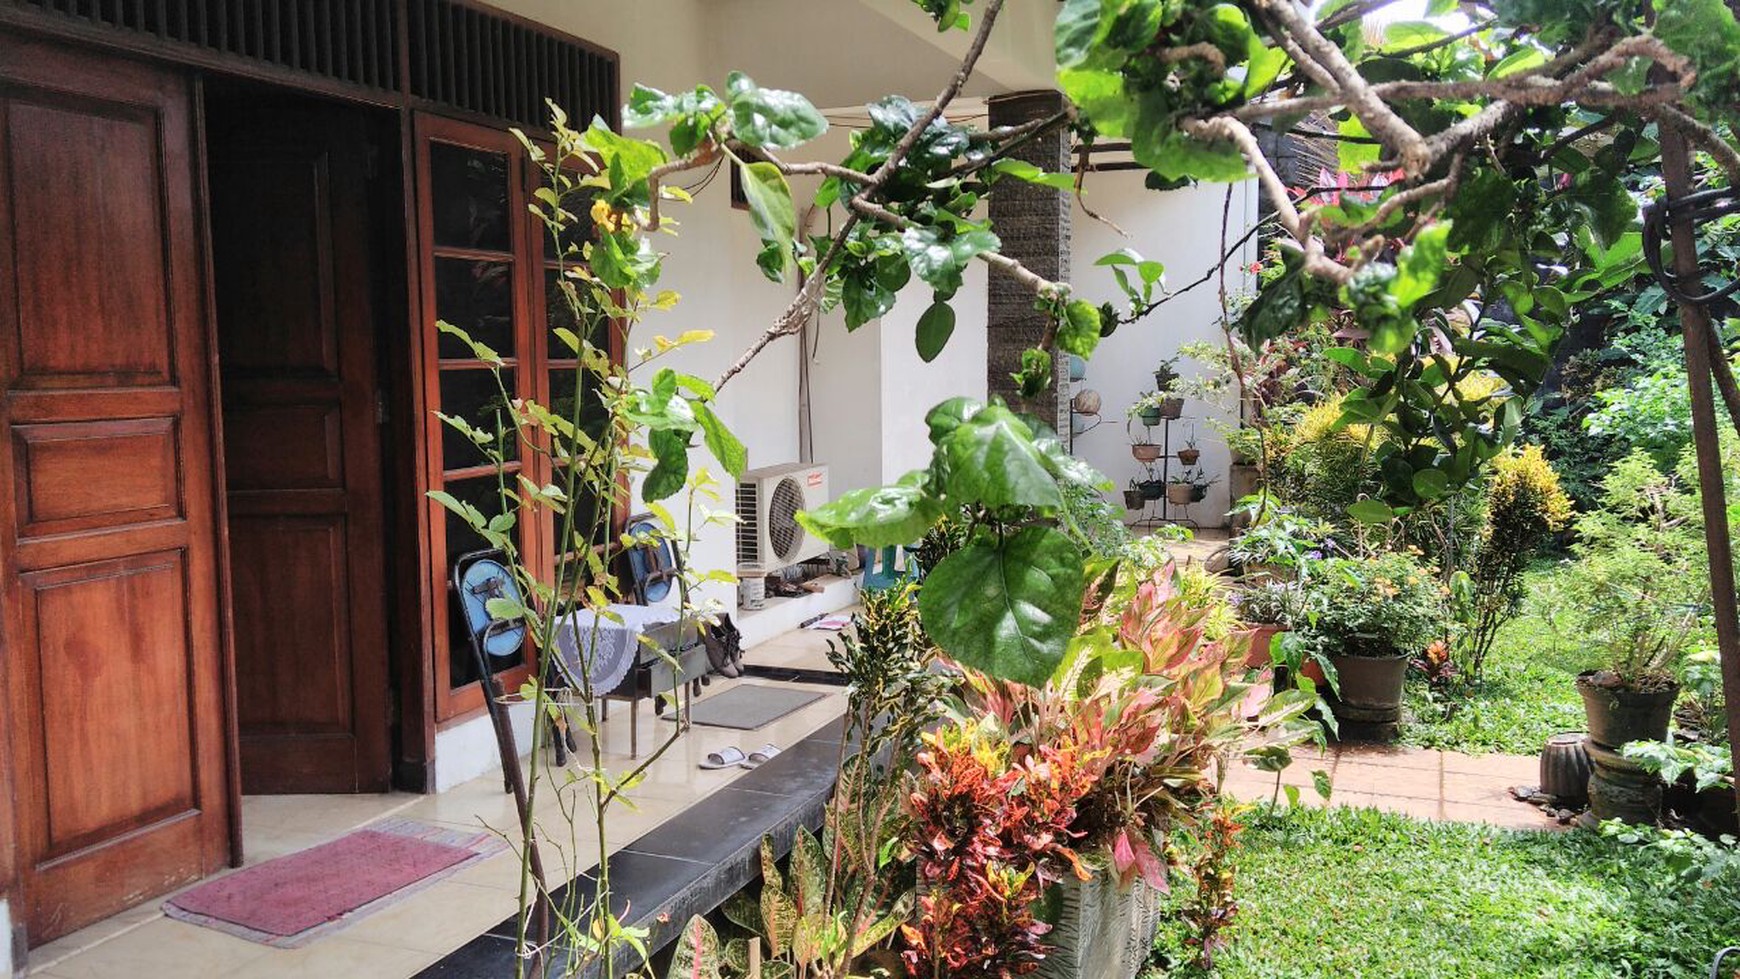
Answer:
[
  {"xmin": 0, "ymin": 37, "xmax": 233, "ymax": 943},
  {"xmin": 207, "ymin": 99, "xmax": 392, "ymax": 795}
]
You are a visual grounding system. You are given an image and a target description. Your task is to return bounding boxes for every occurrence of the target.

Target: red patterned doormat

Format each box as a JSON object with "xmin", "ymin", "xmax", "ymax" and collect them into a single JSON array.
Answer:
[{"xmin": 164, "ymin": 819, "xmax": 507, "ymax": 947}]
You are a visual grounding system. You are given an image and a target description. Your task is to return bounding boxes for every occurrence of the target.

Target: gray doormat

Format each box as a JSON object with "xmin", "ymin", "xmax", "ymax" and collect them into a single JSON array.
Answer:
[{"xmin": 679, "ymin": 683, "xmax": 825, "ymax": 730}]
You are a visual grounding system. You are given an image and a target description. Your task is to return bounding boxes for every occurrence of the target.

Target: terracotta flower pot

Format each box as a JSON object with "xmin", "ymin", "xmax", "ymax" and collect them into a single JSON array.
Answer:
[
  {"xmin": 1166, "ymin": 482, "xmax": 1193, "ymax": 506},
  {"xmin": 1177, "ymin": 448, "xmax": 1201, "ymax": 466},
  {"xmin": 1158, "ymin": 397, "xmax": 1185, "ymax": 420},
  {"xmin": 1576, "ymin": 671, "xmax": 1678, "ymax": 748},
  {"xmin": 1245, "ymin": 624, "xmax": 1285, "ymax": 668},
  {"xmin": 1132, "ymin": 443, "xmax": 1163, "ymax": 463}
]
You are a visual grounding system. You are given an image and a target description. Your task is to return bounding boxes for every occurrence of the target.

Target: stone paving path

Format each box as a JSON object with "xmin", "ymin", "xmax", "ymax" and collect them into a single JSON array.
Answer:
[{"xmin": 1222, "ymin": 743, "xmax": 1563, "ymax": 831}]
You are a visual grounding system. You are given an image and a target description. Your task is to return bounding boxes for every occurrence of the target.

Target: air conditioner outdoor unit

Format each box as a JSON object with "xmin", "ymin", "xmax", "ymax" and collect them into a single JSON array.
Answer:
[{"xmin": 736, "ymin": 462, "xmax": 831, "ymax": 574}]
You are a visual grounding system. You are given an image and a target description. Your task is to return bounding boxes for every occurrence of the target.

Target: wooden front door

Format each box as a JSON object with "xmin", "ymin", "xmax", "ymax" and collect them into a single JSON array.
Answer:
[
  {"xmin": 207, "ymin": 96, "xmax": 392, "ymax": 795},
  {"xmin": 0, "ymin": 38, "xmax": 233, "ymax": 943}
]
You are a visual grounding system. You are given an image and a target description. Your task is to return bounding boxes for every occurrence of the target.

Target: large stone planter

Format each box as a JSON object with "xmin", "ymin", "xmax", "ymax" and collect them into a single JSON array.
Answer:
[
  {"xmin": 1036, "ymin": 873, "xmax": 1166, "ymax": 979},
  {"xmin": 1576, "ymin": 673, "xmax": 1679, "ymax": 825},
  {"xmin": 1326, "ymin": 652, "xmax": 1408, "ymax": 741}
]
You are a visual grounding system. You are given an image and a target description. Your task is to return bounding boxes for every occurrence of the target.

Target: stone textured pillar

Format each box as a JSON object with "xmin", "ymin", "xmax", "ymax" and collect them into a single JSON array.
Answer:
[{"xmin": 987, "ymin": 90, "xmax": 1071, "ymax": 437}]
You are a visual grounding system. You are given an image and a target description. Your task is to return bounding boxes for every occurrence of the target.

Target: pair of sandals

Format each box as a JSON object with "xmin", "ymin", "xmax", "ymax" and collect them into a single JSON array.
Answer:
[{"xmin": 700, "ymin": 743, "xmax": 781, "ymax": 770}]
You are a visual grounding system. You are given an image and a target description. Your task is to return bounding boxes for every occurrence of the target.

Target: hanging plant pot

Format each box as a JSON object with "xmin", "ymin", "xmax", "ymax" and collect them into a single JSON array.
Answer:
[
  {"xmin": 1131, "ymin": 443, "xmax": 1163, "ymax": 463},
  {"xmin": 1166, "ymin": 483, "xmax": 1193, "ymax": 506},
  {"xmin": 1123, "ymin": 489, "xmax": 1145, "ymax": 510},
  {"xmin": 1138, "ymin": 479, "xmax": 1165, "ymax": 500},
  {"xmin": 1137, "ymin": 407, "xmax": 1163, "ymax": 427},
  {"xmin": 1189, "ymin": 483, "xmax": 1208, "ymax": 503},
  {"xmin": 1069, "ymin": 354, "xmax": 1088, "ymax": 381},
  {"xmin": 1177, "ymin": 447, "xmax": 1201, "ymax": 466},
  {"xmin": 1158, "ymin": 397, "xmax": 1185, "ymax": 420}
]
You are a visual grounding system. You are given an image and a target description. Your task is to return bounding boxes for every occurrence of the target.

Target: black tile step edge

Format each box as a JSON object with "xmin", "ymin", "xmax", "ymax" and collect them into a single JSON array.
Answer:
[
  {"xmin": 416, "ymin": 709, "xmax": 847, "ymax": 978},
  {"xmin": 739, "ymin": 664, "xmax": 850, "ymax": 687}
]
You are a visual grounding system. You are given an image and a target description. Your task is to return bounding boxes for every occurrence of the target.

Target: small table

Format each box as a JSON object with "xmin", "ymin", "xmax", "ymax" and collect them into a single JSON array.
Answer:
[{"xmin": 551, "ymin": 604, "xmax": 708, "ymax": 757}]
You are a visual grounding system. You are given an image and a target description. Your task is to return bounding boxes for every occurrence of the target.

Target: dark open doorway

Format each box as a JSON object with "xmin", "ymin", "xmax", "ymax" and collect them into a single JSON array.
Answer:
[{"xmin": 204, "ymin": 82, "xmax": 405, "ymax": 794}]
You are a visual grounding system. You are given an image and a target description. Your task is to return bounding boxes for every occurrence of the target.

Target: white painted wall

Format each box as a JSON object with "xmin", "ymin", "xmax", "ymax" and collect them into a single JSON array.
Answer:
[{"xmin": 1068, "ymin": 174, "xmax": 1261, "ymax": 527}]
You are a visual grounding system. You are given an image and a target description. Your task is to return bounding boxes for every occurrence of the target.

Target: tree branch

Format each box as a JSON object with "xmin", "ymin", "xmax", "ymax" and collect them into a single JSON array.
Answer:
[{"xmin": 713, "ymin": 0, "xmax": 1010, "ymax": 391}]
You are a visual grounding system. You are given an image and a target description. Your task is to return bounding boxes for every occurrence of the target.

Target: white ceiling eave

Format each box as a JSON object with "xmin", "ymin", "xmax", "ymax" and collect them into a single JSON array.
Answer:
[{"xmin": 703, "ymin": 0, "xmax": 1058, "ymax": 112}]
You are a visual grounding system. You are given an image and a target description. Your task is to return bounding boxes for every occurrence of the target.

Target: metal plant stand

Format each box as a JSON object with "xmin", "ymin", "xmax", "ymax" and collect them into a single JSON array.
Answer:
[{"xmin": 1127, "ymin": 414, "xmax": 1198, "ymax": 531}]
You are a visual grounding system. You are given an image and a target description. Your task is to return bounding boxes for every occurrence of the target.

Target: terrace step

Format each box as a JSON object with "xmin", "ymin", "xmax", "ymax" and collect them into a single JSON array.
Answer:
[{"xmin": 415, "ymin": 713, "xmax": 845, "ymax": 978}]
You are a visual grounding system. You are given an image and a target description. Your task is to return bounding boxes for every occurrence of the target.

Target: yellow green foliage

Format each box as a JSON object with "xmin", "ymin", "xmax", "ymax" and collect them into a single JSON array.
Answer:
[
  {"xmin": 1481, "ymin": 445, "xmax": 1573, "ymax": 551},
  {"xmin": 1272, "ymin": 396, "xmax": 1380, "ymax": 521}
]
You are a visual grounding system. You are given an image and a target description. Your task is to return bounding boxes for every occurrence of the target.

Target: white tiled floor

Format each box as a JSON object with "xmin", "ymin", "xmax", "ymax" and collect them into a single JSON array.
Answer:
[
  {"xmin": 740, "ymin": 615, "xmax": 849, "ymax": 674},
  {"xmin": 26, "ymin": 663, "xmax": 848, "ymax": 979}
]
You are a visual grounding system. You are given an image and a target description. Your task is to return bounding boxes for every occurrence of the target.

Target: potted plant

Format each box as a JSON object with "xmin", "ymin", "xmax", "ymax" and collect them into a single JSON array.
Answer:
[
  {"xmin": 1165, "ymin": 473, "xmax": 1193, "ymax": 507},
  {"xmin": 1177, "ymin": 434, "xmax": 1201, "ymax": 466},
  {"xmin": 1138, "ymin": 476, "xmax": 1165, "ymax": 500},
  {"xmin": 1123, "ymin": 481, "xmax": 1145, "ymax": 510},
  {"xmin": 1294, "ymin": 552, "xmax": 1443, "ymax": 738},
  {"xmin": 1152, "ymin": 357, "xmax": 1180, "ymax": 398},
  {"xmin": 1566, "ymin": 579, "xmax": 1693, "ymax": 749},
  {"xmin": 1188, "ymin": 468, "xmax": 1217, "ymax": 503},
  {"xmin": 1235, "ymin": 578, "xmax": 1297, "ymax": 669},
  {"xmin": 1128, "ymin": 392, "xmax": 1166, "ymax": 428},
  {"xmin": 1224, "ymin": 425, "xmax": 1263, "ymax": 467},
  {"xmin": 1225, "ymin": 506, "xmax": 1332, "ymax": 581}
]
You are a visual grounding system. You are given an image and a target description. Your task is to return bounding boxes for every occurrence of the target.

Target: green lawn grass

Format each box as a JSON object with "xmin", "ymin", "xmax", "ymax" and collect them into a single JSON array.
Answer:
[
  {"xmin": 1399, "ymin": 569, "xmax": 1599, "ymax": 756},
  {"xmin": 1150, "ymin": 806, "xmax": 1740, "ymax": 979}
]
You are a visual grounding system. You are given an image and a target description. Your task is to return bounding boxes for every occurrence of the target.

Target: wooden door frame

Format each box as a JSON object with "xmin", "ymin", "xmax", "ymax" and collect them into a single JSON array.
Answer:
[{"xmin": 190, "ymin": 75, "xmax": 247, "ymax": 868}]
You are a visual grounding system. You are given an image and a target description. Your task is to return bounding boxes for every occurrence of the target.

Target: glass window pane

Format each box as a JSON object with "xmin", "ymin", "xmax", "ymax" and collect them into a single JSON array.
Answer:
[
  {"xmin": 430, "ymin": 142, "xmax": 511, "ymax": 252},
  {"xmin": 544, "ymin": 268, "xmax": 611, "ymax": 360},
  {"xmin": 541, "ymin": 184, "xmax": 597, "ymax": 262},
  {"xmin": 435, "ymin": 258, "xmax": 515, "ymax": 361},
  {"xmin": 440, "ymin": 368, "xmax": 517, "ymax": 469},
  {"xmin": 444, "ymin": 475, "xmax": 526, "ymax": 689}
]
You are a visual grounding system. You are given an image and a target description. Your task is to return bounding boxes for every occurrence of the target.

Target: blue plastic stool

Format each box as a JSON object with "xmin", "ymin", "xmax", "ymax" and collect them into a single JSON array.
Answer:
[{"xmin": 860, "ymin": 545, "xmax": 912, "ymax": 591}]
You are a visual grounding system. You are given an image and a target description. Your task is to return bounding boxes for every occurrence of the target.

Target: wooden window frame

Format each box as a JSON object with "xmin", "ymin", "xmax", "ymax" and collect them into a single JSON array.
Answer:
[{"xmin": 413, "ymin": 113, "xmax": 626, "ymax": 723}]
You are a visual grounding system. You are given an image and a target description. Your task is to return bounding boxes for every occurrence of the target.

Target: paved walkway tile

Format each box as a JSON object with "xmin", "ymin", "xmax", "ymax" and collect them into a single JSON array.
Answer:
[{"xmin": 1224, "ymin": 743, "xmax": 1562, "ymax": 831}]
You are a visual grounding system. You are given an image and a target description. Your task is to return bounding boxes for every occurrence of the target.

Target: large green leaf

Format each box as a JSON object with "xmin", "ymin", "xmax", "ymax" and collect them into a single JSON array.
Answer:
[
  {"xmin": 643, "ymin": 428, "xmax": 690, "ymax": 503},
  {"xmin": 919, "ymin": 527, "xmax": 1086, "ymax": 687},
  {"xmin": 738, "ymin": 162, "xmax": 796, "ymax": 277},
  {"xmin": 665, "ymin": 915, "xmax": 723, "ymax": 979},
  {"xmin": 901, "ymin": 226, "xmax": 999, "ymax": 297},
  {"xmin": 693, "ymin": 401, "xmax": 746, "ymax": 478},
  {"xmin": 796, "ymin": 472, "xmax": 942, "ymax": 548},
  {"xmin": 938, "ymin": 405, "xmax": 1063, "ymax": 510},
  {"xmin": 925, "ymin": 396, "xmax": 983, "ymax": 444},
  {"xmin": 725, "ymin": 71, "xmax": 827, "ymax": 149},
  {"xmin": 915, "ymin": 300, "xmax": 956, "ymax": 362}
]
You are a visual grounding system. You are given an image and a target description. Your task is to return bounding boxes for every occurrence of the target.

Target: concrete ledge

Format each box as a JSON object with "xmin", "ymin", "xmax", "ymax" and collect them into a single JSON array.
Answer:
[
  {"xmin": 738, "ymin": 575, "xmax": 857, "ymax": 649},
  {"xmin": 416, "ymin": 713, "xmax": 846, "ymax": 978}
]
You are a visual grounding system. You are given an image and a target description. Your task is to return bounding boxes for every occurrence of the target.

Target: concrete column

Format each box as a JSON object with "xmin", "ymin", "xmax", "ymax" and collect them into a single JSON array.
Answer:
[
  {"xmin": 986, "ymin": 90, "xmax": 1071, "ymax": 436},
  {"xmin": 4, "ymin": 897, "xmax": 18, "ymax": 979}
]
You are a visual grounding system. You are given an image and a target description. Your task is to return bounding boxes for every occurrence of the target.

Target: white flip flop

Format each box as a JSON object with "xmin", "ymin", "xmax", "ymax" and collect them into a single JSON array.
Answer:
[
  {"xmin": 700, "ymin": 746, "xmax": 746, "ymax": 770},
  {"xmin": 741, "ymin": 744, "xmax": 781, "ymax": 769}
]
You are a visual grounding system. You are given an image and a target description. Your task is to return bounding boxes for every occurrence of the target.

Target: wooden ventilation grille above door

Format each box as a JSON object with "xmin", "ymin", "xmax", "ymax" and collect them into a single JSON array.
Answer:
[
  {"xmin": 9, "ymin": 0, "xmax": 399, "ymax": 92},
  {"xmin": 407, "ymin": 0, "xmax": 617, "ymax": 132}
]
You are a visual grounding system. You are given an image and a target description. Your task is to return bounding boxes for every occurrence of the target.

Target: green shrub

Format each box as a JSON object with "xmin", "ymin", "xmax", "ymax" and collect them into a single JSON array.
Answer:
[
  {"xmin": 1454, "ymin": 446, "xmax": 1573, "ymax": 682},
  {"xmin": 1296, "ymin": 552, "xmax": 1444, "ymax": 660},
  {"xmin": 1270, "ymin": 398, "xmax": 1380, "ymax": 523}
]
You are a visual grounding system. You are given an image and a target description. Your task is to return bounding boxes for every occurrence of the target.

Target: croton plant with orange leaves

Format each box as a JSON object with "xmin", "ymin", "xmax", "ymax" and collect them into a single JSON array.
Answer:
[{"xmin": 898, "ymin": 563, "xmax": 1318, "ymax": 977}]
